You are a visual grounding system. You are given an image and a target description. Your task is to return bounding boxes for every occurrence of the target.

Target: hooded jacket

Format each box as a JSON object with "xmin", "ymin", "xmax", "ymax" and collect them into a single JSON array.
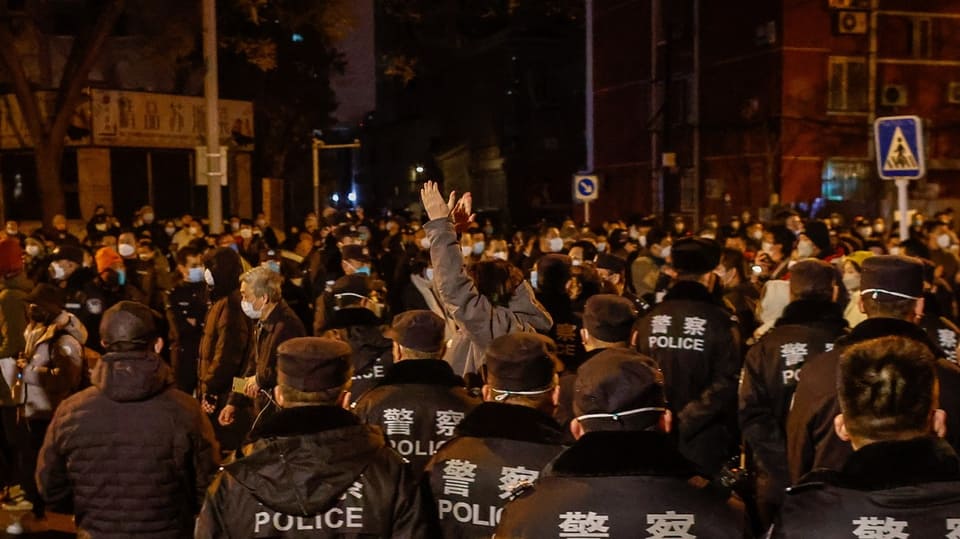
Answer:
[
  {"xmin": 199, "ymin": 247, "xmax": 254, "ymax": 397},
  {"xmin": 425, "ymin": 219, "xmax": 552, "ymax": 376},
  {"xmin": 19, "ymin": 311, "xmax": 87, "ymax": 419},
  {"xmin": 36, "ymin": 350, "xmax": 219, "ymax": 538},
  {"xmin": 195, "ymin": 405, "xmax": 434, "ymax": 538}
]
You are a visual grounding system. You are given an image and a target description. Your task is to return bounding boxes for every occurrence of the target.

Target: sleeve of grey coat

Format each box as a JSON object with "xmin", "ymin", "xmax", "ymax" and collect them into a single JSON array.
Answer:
[
  {"xmin": 192, "ymin": 403, "xmax": 221, "ymax": 510},
  {"xmin": 507, "ymin": 281, "xmax": 553, "ymax": 332},
  {"xmin": 35, "ymin": 408, "xmax": 73, "ymax": 511}
]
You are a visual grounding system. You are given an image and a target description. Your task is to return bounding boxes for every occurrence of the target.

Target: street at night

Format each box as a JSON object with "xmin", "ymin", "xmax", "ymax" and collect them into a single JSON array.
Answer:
[{"xmin": 2, "ymin": 0, "xmax": 960, "ymax": 537}]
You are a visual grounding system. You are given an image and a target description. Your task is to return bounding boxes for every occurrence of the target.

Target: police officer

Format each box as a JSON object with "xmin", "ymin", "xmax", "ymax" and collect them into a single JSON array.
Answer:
[
  {"xmin": 595, "ymin": 254, "xmax": 651, "ymax": 316},
  {"xmin": 771, "ymin": 336, "xmax": 960, "ymax": 537},
  {"xmin": 555, "ymin": 294, "xmax": 639, "ymax": 432},
  {"xmin": 354, "ymin": 310, "xmax": 479, "ymax": 473},
  {"xmin": 787, "ymin": 255, "xmax": 960, "ymax": 483},
  {"xmin": 196, "ymin": 337, "xmax": 435, "ymax": 537},
  {"xmin": 633, "ymin": 236, "xmax": 742, "ymax": 475},
  {"xmin": 320, "ymin": 274, "xmax": 392, "ymax": 402},
  {"xmin": 535, "ymin": 254, "xmax": 586, "ymax": 373},
  {"xmin": 738, "ymin": 259, "xmax": 849, "ymax": 528},
  {"xmin": 77, "ymin": 247, "xmax": 131, "ymax": 353},
  {"xmin": 919, "ymin": 258, "xmax": 960, "ymax": 363},
  {"xmin": 423, "ymin": 332, "xmax": 566, "ymax": 538},
  {"xmin": 164, "ymin": 246, "xmax": 209, "ymax": 394},
  {"xmin": 495, "ymin": 348, "xmax": 744, "ymax": 538},
  {"xmin": 48, "ymin": 245, "xmax": 97, "ymax": 345}
]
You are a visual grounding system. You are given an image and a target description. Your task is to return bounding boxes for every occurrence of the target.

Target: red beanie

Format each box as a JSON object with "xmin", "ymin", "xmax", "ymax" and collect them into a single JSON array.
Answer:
[{"xmin": 0, "ymin": 238, "xmax": 23, "ymax": 276}]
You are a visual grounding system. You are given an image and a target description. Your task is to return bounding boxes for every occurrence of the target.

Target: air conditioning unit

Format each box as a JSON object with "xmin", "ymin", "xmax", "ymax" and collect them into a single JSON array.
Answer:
[
  {"xmin": 836, "ymin": 10, "xmax": 868, "ymax": 34},
  {"xmin": 881, "ymin": 85, "xmax": 908, "ymax": 106},
  {"xmin": 948, "ymin": 82, "xmax": 960, "ymax": 104}
]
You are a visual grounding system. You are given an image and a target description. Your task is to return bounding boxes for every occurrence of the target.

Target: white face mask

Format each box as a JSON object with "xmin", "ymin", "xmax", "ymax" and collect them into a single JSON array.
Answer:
[
  {"xmin": 659, "ymin": 245, "xmax": 672, "ymax": 259},
  {"xmin": 761, "ymin": 241, "xmax": 774, "ymax": 255},
  {"xmin": 751, "ymin": 230, "xmax": 764, "ymax": 241},
  {"xmin": 240, "ymin": 228, "xmax": 252, "ymax": 239},
  {"xmin": 165, "ymin": 227, "xmax": 176, "ymax": 236},
  {"xmin": 493, "ymin": 251, "xmax": 508, "ymax": 261},
  {"xmin": 50, "ymin": 262, "xmax": 65, "ymax": 281},
  {"xmin": 419, "ymin": 237, "xmax": 431, "ymax": 250},
  {"xmin": 204, "ymin": 268, "xmax": 215, "ymax": 287},
  {"xmin": 796, "ymin": 240, "xmax": 815, "ymax": 258},
  {"xmin": 241, "ymin": 299, "xmax": 262, "ymax": 320},
  {"xmin": 461, "ymin": 245, "xmax": 472, "ymax": 257},
  {"xmin": 548, "ymin": 237, "xmax": 564, "ymax": 252},
  {"xmin": 638, "ymin": 235, "xmax": 647, "ymax": 248},
  {"xmin": 843, "ymin": 273, "xmax": 861, "ymax": 292},
  {"xmin": 142, "ymin": 213, "xmax": 154, "ymax": 224},
  {"xmin": 25, "ymin": 245, "xmax": 40, "ymax": 257},
  {"xmin": 118, "ymin": 244, "xmax": 136, "ymax": 257},
  {"xmin": 5, "ymin": 228, "xmax": 16, "ymax": 236},
  {"xmin": 596, "ymin": 242, "xmax": 607, "ymax": 253},
  {"xmin": 529, "ymin": 270, "xmax": 538, "ymax": 289},
  {"xmin": 571, "ymin": 258, "xmax": 582, "ymax": 267},
  {"xmin": 472, "ymin": 242, "xmax": 486, "ymax": 255},
  {"xmin": 425, "ymin": 267, "xmax": 435, "ymax": 280},
  {"xmin": 889, "ymin": 246, "xmax": 902, "ymax": 256},
  {"xmin": 939, "ymin": 234, "xmax": 952, "ymax": 249}
]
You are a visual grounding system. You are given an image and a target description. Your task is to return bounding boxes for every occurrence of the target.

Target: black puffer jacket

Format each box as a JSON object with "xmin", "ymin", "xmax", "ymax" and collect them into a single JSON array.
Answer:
[
  {"xmin": 36, "ymin": 350, "xmax": 220, "ymax": 538},
  {"xmin": 196, "ymin": 406, "xmax": 435, "ymax": 538}
]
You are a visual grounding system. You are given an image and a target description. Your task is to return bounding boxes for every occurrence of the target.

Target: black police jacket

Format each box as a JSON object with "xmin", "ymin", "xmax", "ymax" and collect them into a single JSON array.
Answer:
[
  {"xmin": 739, "ymin": 299, "xmax": 848, "ymax": 494},
  {"xmin": 496, "ymin": 430, "xmax": 745, "ymax": 538},
  {"xmin": 353, "ymin": 359, "xmax": 480, "ymax": 473},
  {"xmin": 325, "ymin": 307, "xmax": 394, "ymax": 403},
  {"xmin": 164, "ymin": 280, "xmax": 208, "ymax": 391},
  {"xmin": 196, "ymin": 405, "xmax": 435, "ymax": 538},
  {"xmin": 634, "ymin": 280, "xmax": 742, "ymax": 475},
  {"xmin": 423, "ymin": 402, "xmax": 566, "ymax": 538},
  {"xmin": 772, "ymin": 437, "xmax": 960, "ymax": 538},
  {"xmin": 920, "ymin": 312, "xmax": 960, "ymax": 363},
  {"xmin": 786, "ymin": 317, "xmax": 960, "ymax": 483}
]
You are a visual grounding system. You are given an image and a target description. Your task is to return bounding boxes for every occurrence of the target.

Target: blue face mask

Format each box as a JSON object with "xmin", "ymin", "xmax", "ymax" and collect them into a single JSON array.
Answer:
[
  {"xmin": 265, "ymin": 260, "xmax": 281, "ymax": 273},
  {"xmin": 355, "ymin": 266, "xmax": 371, "ymax": 276},
  {"xmin": 229, "ymin": 243, "xmax": 239, "ymax": 253},
  {"xmin": 116, "ymin": 269, "xmax": 126, "ymax": 286},
  {"xmin": 187, "ymin": 267, "xmax": 205, "ymax": 283}
]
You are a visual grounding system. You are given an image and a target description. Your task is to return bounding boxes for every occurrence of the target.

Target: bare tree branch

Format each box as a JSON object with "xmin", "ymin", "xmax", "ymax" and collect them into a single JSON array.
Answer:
[{"xmin": 0, "ymin": 23, "xmax": 47, "ymax": 142}]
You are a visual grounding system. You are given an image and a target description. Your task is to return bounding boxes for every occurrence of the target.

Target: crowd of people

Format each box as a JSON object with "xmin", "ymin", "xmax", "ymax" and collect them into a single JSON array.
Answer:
[{"xmin": 0, "ymin": 183, "xmax": 959, "ymax": 536}]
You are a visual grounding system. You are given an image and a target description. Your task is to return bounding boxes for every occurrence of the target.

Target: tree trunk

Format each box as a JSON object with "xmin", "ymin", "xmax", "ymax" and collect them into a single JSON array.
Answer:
[{"xmin": 34, "ymin": 139, "xmax": 66, "ymax": 225}]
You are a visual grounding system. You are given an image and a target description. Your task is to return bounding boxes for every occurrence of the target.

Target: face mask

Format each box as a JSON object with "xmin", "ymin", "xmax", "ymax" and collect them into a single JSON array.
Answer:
[
  {"xmin": 425, "ymin": 268, "xmax": 435, "ymax": 280},
  {"xmin": 138, "ymin": 253, "xmax": 152, "ymax": 261},
  {"xmin": 596, "ymin": 242, "xmax": 607, "ymax": 253},
  {"xmin": 95, "ymin": 223, "xmax": 108, "ymax": 232},
  {"xmin": 142, "ymin": 213, "xmax": 154, "ymax": 224},
  {"xmin": 461, "ymin": 245, "xmax": 472, "ymax": 257},
  {"xmin": 228, "ymin": 243, "xmax": 239, "ymax": 253},
  {"xmin": 118, "ymin": 244, "xmax": 136, "ymax": 257},
  {"xmin": 493, "ymin": 251, "xmax": 508, "ymax": 261},
  {"xmin": 240, "ymin": 228, "xmax": 252, "ymax": 239},
  {"xmin": 858, "ymin": 227, "xmax": 872, "ymax": 238},
  {"xmin": 572, "ymin": 259, "xmax": 582, "ymax": 267},
  {"xmin": 241, "ymin": 299, "xmax": 262, "ymax": 320},
  {"xmin": 50, "ymin": 262, "xmax": 65, "ymax": 281},
  {"xmin": 889, "ymin": 246, "xmax": 902, "ymax": 256},
  {"xmin": 638, "ymin": 236, "xmax": 647, "ymax": 248},
  {"xmin": 761, "ymin": 241, "xmax": 774, "ymax": 255},
  {"xmin": 116, "ymin": 269, "xmax": 127, "ymax": 287},
  {"xmin": 548, "ymin": 237, "xmax": 564, "ymax": 252},
  {"xmin": 355, "ymin": 266, "xmax": 371, "ymax": 276},
  {"xmin": 472, "ymin": 242, "xmax": 486, "ymax": 255},
  {"xmin": 25, "ymin": 245, "xmax": 39, "ymax": 257},
  {"xmin": 5, "ymin": 228, "xmax": 16, "ymax": 236},
  {"xmin": 190, "ymin": 227, "xmax": 201, "ymax": 236},
  {"xmin": 628, "ymin": 227, "xmax": 640, "ymax": 240},
  {"xmin": 264, "ymin": 260, "xmax": 281, "ymax": 273},
  {"xmin": 419, "ymin": 237, "xmax": 431, "ymax": 250},
  {"xmin": 843, "ymin": 273, "xmax": 861, "ymax": 292},
  {"xmin": 659, "ymin": 245, "xmax": 671, "ymax": 259},
  {"xmin": 751, "ymin": 230, "xmax": 764, "ymax": 241},
  {"xmin": 165, "ymin": 226, "xmax": 176, "ymax": 236},
  {"xmin": 204, "ymin": 268, "xmax": 215, "ymax": 287},
  {"xmin": 939, "ymin": 234, "xmax": 952, "ymax": 249},
  {"xmin": 530, "ymin": 270, "xmax": 538, "ymax": 289},
  {"xmin": 187, "ymin": 267, "xmax": 205, "ymax": 283},
  {"xmin": 796, "ymin": 240, "xmax": 815, "ymax": 258}
]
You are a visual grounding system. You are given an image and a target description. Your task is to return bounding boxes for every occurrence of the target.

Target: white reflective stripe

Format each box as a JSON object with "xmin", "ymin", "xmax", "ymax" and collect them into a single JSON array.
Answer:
[
  {"xmin": 860, "ymin": 288, "xmax": 920, "ymax": 300},
  {"xmin": 575, "ymin": 406, "xmax": 667, "ymax": 422}
]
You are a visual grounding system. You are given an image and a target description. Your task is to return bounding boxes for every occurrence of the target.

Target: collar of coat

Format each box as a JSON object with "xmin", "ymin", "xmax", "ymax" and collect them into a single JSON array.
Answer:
[
  {"xmin": 843, "ymin": 317, "xmax": 946, "ymax": 359},
  {"xmin": 775, "ymin": 298, "xmax": 848, "ymax": 329},
  {"xmin": 258, "ymin": 300, "xmax": 294, "ymax": 333},
  {"xmin": 251, "ymin": 405, "xmax": 360, "ymax": 439},
  {"xmin": 663, "ymin": 280, "xmax": 724, "ymax": 307},
  {"xmin": 803, "ymin": 437, "xmax": 960, "ymax": 490},
  {"xmin": 454, "ymin": 402, "xmax": 565, "ymax": 444},
  {"xmin": 377, "ymin": 359, "xmax": 465, "ymax": 388},
  {"xmin": 548, "ymin": 430, "xmax": 700, "ymax": 478}
]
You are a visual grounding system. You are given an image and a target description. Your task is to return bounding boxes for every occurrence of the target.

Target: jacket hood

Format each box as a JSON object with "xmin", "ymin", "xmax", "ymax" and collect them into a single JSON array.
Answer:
[
  {"xmin": 206, "ymin": 247, "xmax": 244, "ymax": 300},
  {"xmin": 91, "ymin": 351, "xmax": 174, "ymax": 402},
  {"xmin": 229, "ymin": 406, "xmax": 385, "ymax": 516},
  {"xmin": 663, "ymin": 280, "xmax": 725, "ymax": 307},
  {"xmin": 775, "ymin": 298, "xmax": 848, "ymax": 329}
]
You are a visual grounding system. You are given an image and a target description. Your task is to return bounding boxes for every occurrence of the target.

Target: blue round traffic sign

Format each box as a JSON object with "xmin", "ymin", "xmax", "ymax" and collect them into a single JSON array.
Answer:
[{"xmin": 577, "ymin": 178, "xmax": 595, "ymax": 196}]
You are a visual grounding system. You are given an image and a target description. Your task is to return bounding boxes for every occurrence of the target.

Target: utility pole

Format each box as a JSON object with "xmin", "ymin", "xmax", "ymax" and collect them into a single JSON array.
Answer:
[
  {"xmin": 651, "ymin": 0, "xmax": 662, "ymax": 218},
  {"xmin": 203, "ymin": 0, "xmax": 223, "ymax": 234},
  {"xmin": 585, "ymin": 0, "xmax": 595, "ymax": 173}
]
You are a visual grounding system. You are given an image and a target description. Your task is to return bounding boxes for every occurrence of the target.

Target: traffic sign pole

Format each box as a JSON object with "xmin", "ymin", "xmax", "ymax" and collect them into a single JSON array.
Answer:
[
  {"xmin": 584, "ymin": 201, "xmax": 590, "ymax": 225},
  {"xmin": 897, "ymin": 179, "xmax": 909, "ymax": 242}
]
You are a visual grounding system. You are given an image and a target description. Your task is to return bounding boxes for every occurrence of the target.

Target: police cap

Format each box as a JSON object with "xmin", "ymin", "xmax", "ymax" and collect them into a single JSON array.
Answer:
[
  {"xmin": 386, "ymin": 310, "xmax": 446, "ymax": 353},
  {"xmin": 671, "ymin": 237, "xmax": 721, "ymax": 275},
  {"xmin": 50, "ymin": 245, "xmax": 85, "ymax": 265},
  {"xmin": 483, "ymin": 333, "xmax": 562, "ymax": 392},
  {"xmin": 860, "ymin": 255, "xmax": 924, "ymax": 301},
  {"xmin": 582, "ymin": 294, "xmax": 638, "ymax": 343},
  {"xmin": 573, "ymin": 348, "xmax": 666, "ymax": 430},
  {"xmin": 277, "ymin": 337, "xmax": 353, "ymax": 392}
]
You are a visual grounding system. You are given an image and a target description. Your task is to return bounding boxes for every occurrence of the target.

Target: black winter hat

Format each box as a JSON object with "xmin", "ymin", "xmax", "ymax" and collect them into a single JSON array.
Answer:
[
  {"xmin": 50, "ymin": 245, "xmax": 85, "ymax": 265},
  {"xmin": 100, "ymin": 301, "xmax": 160, "ymax": 347},
  {"xmin": 860, "ymin": 255, "xmax": 924, "ymax": 300},
  {"xmin": 582, "ymin": 294, "xmax": 638, "ymax": 343},
  {"xmin": 670, "ymin": 237, "xmax": 721, "ymax": 275},
  {"xmin": 25, "ymin": 284, "xmax": 65, "ymax": 315},
  {"xmin": 277, "ymin": 337, "xmax": 353, "ymax": 392},
  {"xmin": 803, "ymin": 221, "xmax": 831, "ymax": 255},
  {"xmin": 483, "ymin": 333, "xmax": 562, "ymax": 393}
]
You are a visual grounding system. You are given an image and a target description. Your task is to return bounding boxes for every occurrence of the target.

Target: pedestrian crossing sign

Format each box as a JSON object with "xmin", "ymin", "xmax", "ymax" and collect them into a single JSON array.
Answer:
[{"xmin": 874, "ymin": 115, "xmax": 925, "ymax": 180}]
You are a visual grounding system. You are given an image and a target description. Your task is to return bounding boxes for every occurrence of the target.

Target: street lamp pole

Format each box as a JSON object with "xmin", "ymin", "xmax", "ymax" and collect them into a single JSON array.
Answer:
[
  {"xmin": 203, "ymin": 0, "xmax": 223, "ymax": 234},
  {"xmin": 312, "ymin": 139, "xmax": 361, "ymax": 215}
]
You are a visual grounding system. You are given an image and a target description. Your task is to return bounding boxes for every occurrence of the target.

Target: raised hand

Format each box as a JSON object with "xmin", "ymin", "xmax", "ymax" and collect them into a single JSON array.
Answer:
[{"xmin": 421, "ymin": 181, "xmax": 454, "ymax": 221}]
